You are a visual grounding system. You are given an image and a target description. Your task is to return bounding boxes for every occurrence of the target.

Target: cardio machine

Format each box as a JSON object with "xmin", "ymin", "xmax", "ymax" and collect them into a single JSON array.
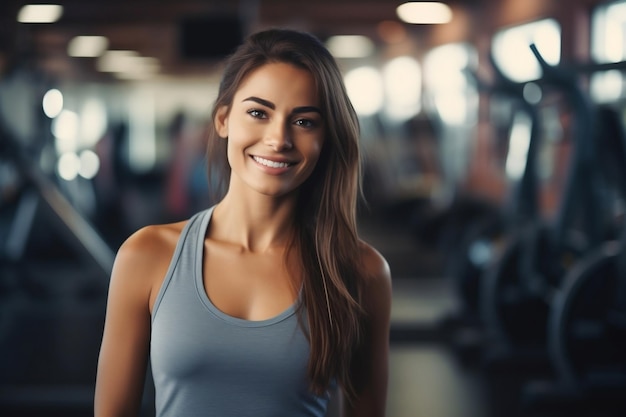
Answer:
[{"xmin": 522, "ymin": 60, "xmax": 626, "ymax": 416}]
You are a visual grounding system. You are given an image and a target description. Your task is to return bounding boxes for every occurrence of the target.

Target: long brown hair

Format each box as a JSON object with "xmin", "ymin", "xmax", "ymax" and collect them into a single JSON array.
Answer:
[{"xmin": 206, "ymin": 28, "xmax": 364, "ymax": 400}]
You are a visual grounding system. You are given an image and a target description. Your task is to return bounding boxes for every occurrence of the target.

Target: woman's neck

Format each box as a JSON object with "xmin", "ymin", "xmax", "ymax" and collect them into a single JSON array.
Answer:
[{"xmin": 210, "ymin": 192, "xmax": 298, "ymax": 253}]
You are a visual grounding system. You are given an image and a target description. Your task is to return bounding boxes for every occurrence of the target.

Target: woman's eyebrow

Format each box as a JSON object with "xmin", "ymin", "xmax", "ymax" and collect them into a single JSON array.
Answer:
[
  {"xmin": 243, "ymin": 96, "xmax": 321, "ymax": 115},
  {"xmin": 293, "ymin": 106, "xmax": 322, "ymax": 115},
  {"xmin": 243, "ymin": 96, "xmax": 275, "ymax": 109}
]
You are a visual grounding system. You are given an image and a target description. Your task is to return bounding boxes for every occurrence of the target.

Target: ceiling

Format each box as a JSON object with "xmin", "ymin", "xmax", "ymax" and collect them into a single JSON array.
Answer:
[{"xmin": 0, "ymin": 0, "xmax": 465, "ymax": 83}]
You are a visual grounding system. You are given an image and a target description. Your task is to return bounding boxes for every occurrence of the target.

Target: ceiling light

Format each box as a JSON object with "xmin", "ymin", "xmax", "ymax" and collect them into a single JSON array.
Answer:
[
  {"xmin": 96, "ymin": 50, "xmax": 139, "ymax": 72},
  {"xmin": 326, "ymin": 35, "xmax": 375, "ymax": 58},
  {"xmin": 396, "ymin": 2, "xmax": 452, "ymax": 25},
  {"xmin": 68, "ymin": 36, "xmax": 109, "ymax": 57},
  {"xmin": 113, "ymin": 71, "xmax": 155, "ymax": 81},
  {"xmin": 97, "ymin": 51, "xmax": 159, "ymax": 73},
  {"xmin": 17, "ymin": 4, "xmax": 63, "ymax": 23}
]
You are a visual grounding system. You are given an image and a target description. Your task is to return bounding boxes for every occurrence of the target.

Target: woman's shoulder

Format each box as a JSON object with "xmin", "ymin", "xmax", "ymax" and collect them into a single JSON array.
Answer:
[
  {"xmin": 356, "ymin": 240, "xmax": 392, "ymax": 306},
  {"xmin": 119, "ymin": 220, "xmax": 187, "ymax": 258},
  {"xmin": 357, "ymin": 240, "xmax": 391, "ymax": 284},
  {"xmin": 110, "ymin": 220, "xmax": 189, "ymax": 307}
]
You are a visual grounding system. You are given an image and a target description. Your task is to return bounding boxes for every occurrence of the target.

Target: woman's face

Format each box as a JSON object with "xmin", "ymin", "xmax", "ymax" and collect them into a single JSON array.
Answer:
[{"xmin": 215, "ymin": 62, "xmax": 325, "ymax": 199}]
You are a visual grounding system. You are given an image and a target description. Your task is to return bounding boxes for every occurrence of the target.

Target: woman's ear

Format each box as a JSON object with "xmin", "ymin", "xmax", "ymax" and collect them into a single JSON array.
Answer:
[{"xmin": 214, "ymin": 105, "xmax": 229, "ymax": 138}]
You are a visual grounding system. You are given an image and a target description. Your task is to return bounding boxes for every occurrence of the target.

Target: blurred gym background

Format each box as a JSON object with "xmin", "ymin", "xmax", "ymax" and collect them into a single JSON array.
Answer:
[{"xmin": 0, "ymin": 1, "xmax": 625, "ymax": 416}]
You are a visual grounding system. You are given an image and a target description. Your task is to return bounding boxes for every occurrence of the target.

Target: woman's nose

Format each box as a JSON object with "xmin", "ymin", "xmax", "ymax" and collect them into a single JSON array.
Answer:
[{"xmin": 264, "ymin": 120, "xmax": 293, "ymax": 151}]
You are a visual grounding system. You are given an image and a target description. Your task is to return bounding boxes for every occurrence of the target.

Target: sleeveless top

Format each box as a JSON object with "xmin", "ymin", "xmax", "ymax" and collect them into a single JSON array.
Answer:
[{"xmin": 150, "ymin": 207, "xmax": 331, "ymax": 417}]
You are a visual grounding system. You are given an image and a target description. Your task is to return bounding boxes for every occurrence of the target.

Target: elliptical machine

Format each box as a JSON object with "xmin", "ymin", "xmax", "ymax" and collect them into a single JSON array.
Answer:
[
  {"xmin": 479, "ymin": 44, "xmax": 624, "ymax": 366},
  {"xmin": 449, "ymin": 54, "xmax": 543, "ymax": 324},
  {"xmin": 521, "ymin": 52, "xmax": 626, "ymax": 415}
]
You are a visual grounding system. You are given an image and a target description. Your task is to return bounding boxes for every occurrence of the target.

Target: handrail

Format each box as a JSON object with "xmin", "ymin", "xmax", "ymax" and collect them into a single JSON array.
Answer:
[
  {"xmin": 529, "ymin": 43, "xmax": 605, "ymax": 249},
  {"xmin": 464, "ymin": 62, "xmax": 540, "ymax": 224}
]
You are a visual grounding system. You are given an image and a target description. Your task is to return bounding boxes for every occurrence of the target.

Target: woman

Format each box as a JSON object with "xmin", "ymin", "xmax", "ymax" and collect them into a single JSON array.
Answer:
[{"xmin": 95, "ymin": 28, "xmax": 392, "ymax": 417}]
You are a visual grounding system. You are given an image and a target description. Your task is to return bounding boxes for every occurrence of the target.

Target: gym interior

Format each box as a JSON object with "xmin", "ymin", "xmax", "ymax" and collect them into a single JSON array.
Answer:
[{"xmin": 0, "ymin": 1, "xmax": 625, "ymax": 416}]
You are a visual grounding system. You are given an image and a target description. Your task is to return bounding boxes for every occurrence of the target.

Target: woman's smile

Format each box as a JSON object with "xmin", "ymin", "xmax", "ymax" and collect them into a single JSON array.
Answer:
[{"xmin": 251, "ymin": 155, "xmax": 296, "ymax": 170}]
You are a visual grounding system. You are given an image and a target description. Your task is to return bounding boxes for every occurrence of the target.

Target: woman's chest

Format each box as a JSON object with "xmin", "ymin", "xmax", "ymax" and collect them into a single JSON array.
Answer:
[
  {"xmin": 151, "ymin": 292, "xmax": 310, "ymax": 388},
  {"xmin": 201, "ymin": 242, "xmax": 302, "ymax": 321}
]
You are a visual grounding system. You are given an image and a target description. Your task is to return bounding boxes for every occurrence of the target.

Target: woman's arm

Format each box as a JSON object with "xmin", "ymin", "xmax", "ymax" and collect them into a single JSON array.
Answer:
[
  {"xmin": 94, "ymin": 225, "xmax": 176, "ymax": 417},
  {"xmin": 344, "ymin": 243, "xmax": 392, "ymax": 417}
]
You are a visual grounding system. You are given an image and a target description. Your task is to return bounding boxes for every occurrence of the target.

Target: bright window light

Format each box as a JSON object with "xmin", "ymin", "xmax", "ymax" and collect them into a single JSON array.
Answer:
[
  {"xmin": 424, "ymin": 43, "xmax": 476, "ymax": 125},
  {"xmin": 80, "ymin": 98, "xmax": 108, "ymax": 147},
  {"xmin": 382, "ymin": 56, "xmax": 422, "ymax": 121},
  {"xmin": 42, "ymin": 88, "xmax": 63, "ymax": 118},
  {"xmin": 128, "ymin": 90, "xmax": 157, "ymax": 172},
  {"xmin": 424, "ymin": 43, "xmax": 471, "ymax": 89},
  {"xmin": 492, "ymin": 19, "xmax": 561, "ymax": 83},
  {"xmin": 17, "ymin": 4, "xmax": 63, "ymax": 23},
  {"xmin": 57, "ymin": 152, "xmax": 80, "ymax": 181},
  {"xmin": 603, "ymin": 14, "xmax": 625, "ymax": 62},
  {"xmin": 590, "ymin": 70, "xmax": 623, "ymax": 103},
  {"xmin": 433, "ymin": 94, "xmax": 468, "ymax": 125},
  {"xmin": 326, "ymin": 35, "xmax": 375, "ymax": 58},
  {"xmin": 52, "ymin": 110, "xmax": 79, "ymax": 154},
  {"xmin": 590, "ymin": 0, "xmax": 626, "ymax": 102},
  {"xmin": 78, "ymin": 150, "xmax": 101, "ymax": 179},
  {"xmin": 505, "ymin": 112, "xmax": 532, "ymax": 180},
  {"xmin": 592, "ymin": 0, "xmax": 626, "ymax": 62},
  {"xmin": 344, "ymin": 67, "xmax": 384, "ymax": 117},
  {"xmin": 397, "ymin": 2, "xmax": 452, "ymax": 25},
  {"xmin": 68, "ymin": 36, "xmax": 109, "ymax": 57}
]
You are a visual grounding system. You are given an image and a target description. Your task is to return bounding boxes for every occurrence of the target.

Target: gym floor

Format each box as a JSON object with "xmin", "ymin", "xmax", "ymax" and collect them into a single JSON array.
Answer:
[
  {"xmin": 361, "ymin": 210, "xmax": 490, "ymax": 417},
  {"xmin": 387, "ymin": 278, "xmax": 487, "ymax": 417}
]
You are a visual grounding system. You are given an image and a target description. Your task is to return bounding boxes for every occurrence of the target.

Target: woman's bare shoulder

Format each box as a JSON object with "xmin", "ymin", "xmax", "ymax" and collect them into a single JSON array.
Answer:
[
  {"xmin": 110, "ymin": 220, "xmax": 188, "ymax": 307},
  {"xmin": 118, "ymin": 221, "xmax": 186, "ymax": 260},
  {"xmin": 357, "ymin": 241, "xmax": 391, "ymax": 285},
  {"xmin": 356, "ymin": 240, "xmax": 392, "ymax": 309}
]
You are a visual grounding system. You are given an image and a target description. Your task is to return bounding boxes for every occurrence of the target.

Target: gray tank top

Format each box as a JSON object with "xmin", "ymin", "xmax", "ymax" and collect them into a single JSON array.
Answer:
[{"xmin": 150, "ymin": 207, "xmax": 331, "ymax": 417}]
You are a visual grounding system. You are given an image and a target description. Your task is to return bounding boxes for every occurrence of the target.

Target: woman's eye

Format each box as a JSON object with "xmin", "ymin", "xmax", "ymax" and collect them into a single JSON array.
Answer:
[
  {"xmin": 295, "ymin": 119, "xmax": 316, "ymax": 128},
  {"xmin": 248, "ymin": 109, "xmax": 266, "ymax": 119}
]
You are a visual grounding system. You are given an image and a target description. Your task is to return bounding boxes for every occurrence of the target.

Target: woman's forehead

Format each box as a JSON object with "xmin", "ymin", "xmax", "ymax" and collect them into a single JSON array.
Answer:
[{"xmin": 234, "ymin": 62, "xmax": 319, "ymax": 103}]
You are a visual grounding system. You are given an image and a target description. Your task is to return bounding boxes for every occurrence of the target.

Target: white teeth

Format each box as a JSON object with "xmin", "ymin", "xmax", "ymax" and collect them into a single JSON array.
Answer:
[{"xmin": 253, "ymin": 156, "xmax": 291, "ymax": 168}]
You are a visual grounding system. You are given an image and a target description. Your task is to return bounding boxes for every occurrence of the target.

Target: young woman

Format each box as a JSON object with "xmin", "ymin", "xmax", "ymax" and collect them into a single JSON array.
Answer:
[{"xmin": 94, "ymin": 28, "xmax": 392, "ymax": 417}]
